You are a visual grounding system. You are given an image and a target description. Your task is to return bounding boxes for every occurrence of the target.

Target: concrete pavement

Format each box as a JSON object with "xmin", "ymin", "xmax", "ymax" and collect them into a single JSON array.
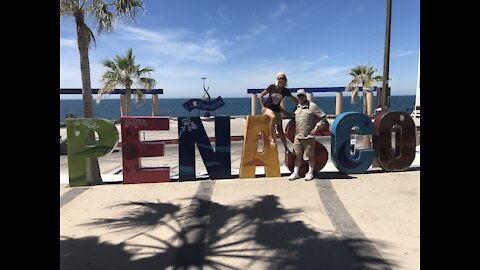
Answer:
[{"xmin": 60, "ymin": 170, "xmax": 419, "ymax": 269}]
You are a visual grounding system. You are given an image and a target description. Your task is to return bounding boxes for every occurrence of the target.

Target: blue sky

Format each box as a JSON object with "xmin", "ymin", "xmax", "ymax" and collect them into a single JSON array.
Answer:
[{"xmin": 60, "ymin": 0, "xmax": 419, "ymax": 99}]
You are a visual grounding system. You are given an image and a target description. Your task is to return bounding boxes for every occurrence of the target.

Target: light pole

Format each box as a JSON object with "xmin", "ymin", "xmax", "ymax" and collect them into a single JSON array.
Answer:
[{"xmin": 381, "ymin": 0, "xmax": 392, "ymax": 110}]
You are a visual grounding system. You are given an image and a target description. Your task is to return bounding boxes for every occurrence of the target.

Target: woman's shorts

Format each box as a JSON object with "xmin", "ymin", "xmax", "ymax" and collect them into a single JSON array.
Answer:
[{"xmin": 263, "ymin": 107, "xmax": 283, "ymax": 126}]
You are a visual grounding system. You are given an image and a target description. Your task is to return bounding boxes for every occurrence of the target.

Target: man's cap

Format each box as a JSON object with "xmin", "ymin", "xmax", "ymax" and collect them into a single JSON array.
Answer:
[{"xmin": 297, "ymin": 89, "xmax": 307, "ymax": 96}]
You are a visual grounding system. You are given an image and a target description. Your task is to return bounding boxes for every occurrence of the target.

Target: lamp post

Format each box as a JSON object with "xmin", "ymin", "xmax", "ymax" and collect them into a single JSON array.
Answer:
[{"xmin": 381, "ymin": 0, "xmax": 392, "ymax": 110}]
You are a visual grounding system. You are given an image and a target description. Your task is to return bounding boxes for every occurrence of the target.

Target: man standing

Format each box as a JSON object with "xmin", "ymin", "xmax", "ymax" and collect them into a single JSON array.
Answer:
[{"xmin": 288, "ymin": 89, "xmax": 327, "ymax": 181}]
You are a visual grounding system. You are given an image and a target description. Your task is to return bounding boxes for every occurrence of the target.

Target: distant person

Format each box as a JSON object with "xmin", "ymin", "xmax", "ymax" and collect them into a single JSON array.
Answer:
[
  {"xmin": 288, "ymin": 89, "xmax": 327, "ymax": 181},
  {"xmin": 259, "ymin": 72, "xmax": 298, "ymax": 153}
]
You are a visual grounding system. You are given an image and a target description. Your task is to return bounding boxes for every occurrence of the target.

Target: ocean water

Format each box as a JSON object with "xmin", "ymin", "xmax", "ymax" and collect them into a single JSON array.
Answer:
[{"xmin": 60, "ymin": 95, "xmax": 415, "ymax": 122}]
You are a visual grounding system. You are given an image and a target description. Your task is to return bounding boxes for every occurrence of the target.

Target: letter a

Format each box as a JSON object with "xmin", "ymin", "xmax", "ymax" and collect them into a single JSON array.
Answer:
[{"xmin": 239, "ymin": 115, "xmax": 280, "ymax": 178}]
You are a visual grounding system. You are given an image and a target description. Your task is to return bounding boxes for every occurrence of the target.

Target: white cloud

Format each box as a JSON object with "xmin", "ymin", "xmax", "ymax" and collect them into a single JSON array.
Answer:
[
  {"xmin": 235, "ymin": 24, "xmax": 268, "ymax": 40},
  {"xmin": 117, "ymin": 26, "xmax": 226, "ymax": 63},
  {"xmin": 152, "ymin": 62, "xmax": 355, "ymax": 98},
  {"xmin": 287, "ymin": 65, "xmax": 354, "ymax": 88},
  {"xmin": 271, "ymin": 4, "xmax": 288, "ymax": 19},
  {"xmin": 60, "ymin": 38, "xmax": 76, "ymax": 48},
  {"xmin": 318, "ymin": 54, "xmax": 329, "ymax": 61},
  {"xmin": 393, "ymin": 50, "xmax": 418, "ymax": 57}
]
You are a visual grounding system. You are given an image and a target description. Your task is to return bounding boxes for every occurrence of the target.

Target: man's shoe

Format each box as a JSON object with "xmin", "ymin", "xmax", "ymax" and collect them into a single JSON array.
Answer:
[
  {"xmin": 288, "ymin": 172, "xmax": 300, "ymax": 181},
  {"xmin": 270, "ymin": 138, "xmax": 276, "ymax": 147},
  {"xmin": 304, "ymin": 172, "xmax": 314, "ymax": 181}
]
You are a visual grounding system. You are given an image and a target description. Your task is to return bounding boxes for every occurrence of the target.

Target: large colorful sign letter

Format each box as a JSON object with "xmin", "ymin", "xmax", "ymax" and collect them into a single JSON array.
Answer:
[
  {"xmin": 373, "ymin": 111, "xmax": 416, "ymax": 171},
  {"xmin": 178, "ymin": 116, "xmax": 231, "ymax": 180},
  {"xmin": 239, "ymin": 116, "xmax": 280, "ymax": 178},
  {"xmin": 66, "ymin": 118, "xmax": 119, "ymax": 187},
  {"xmin": 121, "ymin": 116, "xmax": 170, "ymax": 184},
  {"xmin": 331, "ymin": 112, "xmax": 374, "ymax": 174}
]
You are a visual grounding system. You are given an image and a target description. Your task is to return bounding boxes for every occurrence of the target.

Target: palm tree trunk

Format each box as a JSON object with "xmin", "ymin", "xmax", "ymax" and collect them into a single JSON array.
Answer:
[
  {"xmin": 125, "ymin": 83, "xmax": 132, "ymax": 116},
  {"xmin": 361, "ymin": 89, "xmax": 371, "ymax": 149},
  {"xmin": 76, "ymin": 14, "xmax": 103, "ymax": 185},
  {"xmin": 362, "ymin": 90, "xmax": 367, "ymax": 114},
  {"xmin": 76, "ymin": 15, "xmax": 94, "ymax": 119}
]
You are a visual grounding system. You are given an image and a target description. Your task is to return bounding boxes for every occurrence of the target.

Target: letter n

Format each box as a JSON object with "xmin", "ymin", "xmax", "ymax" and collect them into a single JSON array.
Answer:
[{"xmin": 178, "ymin": 116, "xmax": 231, "ymax": 180}]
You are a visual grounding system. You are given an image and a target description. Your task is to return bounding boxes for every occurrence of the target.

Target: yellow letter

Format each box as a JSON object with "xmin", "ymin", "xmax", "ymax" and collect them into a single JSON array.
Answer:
[{"xmin": 239, "ymin": 116, "xmax": 280, "ymax": 178}]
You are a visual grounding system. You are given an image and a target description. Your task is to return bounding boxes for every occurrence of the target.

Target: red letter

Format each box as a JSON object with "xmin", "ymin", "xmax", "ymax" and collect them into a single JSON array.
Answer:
[
  {"xmin": 121, "ymin": 117, "xmax": 170, "ymax": 184},
  {"xmin": 373, "ymin": 111, "xmax": 416, "ymax": 171}
]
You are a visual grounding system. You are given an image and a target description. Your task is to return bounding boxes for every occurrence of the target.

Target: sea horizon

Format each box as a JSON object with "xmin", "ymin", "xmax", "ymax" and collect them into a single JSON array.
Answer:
[{"xmin": 60, "ymin": 95, "xmax": 416, "ymax": 122}]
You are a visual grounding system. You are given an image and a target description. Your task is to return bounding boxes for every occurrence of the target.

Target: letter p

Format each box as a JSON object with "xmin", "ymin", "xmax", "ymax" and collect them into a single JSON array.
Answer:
[{"xmin": 66, "ymin": 118, "xmax": 119, "ymax": 187}]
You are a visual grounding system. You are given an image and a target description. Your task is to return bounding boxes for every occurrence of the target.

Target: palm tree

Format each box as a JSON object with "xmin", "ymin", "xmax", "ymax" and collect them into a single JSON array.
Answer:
[
  {"xmin": 60, "ymin": 0, "xmax": 144, "ymax": 185},
  {"xmin": 345, "ymin": 64, "xmax": 383, "ymax": 114},
  {"xmin": 98, "ymin": 48, "xmax": 156, "ymax": 116}
]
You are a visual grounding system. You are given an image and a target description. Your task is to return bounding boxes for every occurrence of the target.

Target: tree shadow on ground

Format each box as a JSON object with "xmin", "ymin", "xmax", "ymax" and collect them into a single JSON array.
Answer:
[
  {"xmin": 82, "ymin": 200, "xmax": 182, "ymax": 231},
  {"xmin": 61, "ymin": 195, "xmax": 397, "ymax": 269}
]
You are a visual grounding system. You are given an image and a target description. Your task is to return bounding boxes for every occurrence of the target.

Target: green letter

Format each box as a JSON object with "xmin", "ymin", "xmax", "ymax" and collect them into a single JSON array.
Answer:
[{"xmin": 66, "ymin": 118, "xmax": 119, "ymax": 186}]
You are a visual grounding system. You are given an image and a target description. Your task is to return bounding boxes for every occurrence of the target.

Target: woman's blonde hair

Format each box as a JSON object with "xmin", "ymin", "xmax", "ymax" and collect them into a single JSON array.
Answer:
[{"xmin": 275, "ymin": 72, "xmax": 288, "ymax": 87}]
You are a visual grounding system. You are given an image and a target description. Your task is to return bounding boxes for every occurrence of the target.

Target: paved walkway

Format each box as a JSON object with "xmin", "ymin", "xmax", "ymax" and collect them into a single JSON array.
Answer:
[{"xmin": 61, "ymin": 169, "xmax": 419, "ymax": 269}]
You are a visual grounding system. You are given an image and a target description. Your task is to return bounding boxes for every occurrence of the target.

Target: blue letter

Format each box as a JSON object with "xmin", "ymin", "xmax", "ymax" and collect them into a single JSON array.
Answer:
[
  {"xmin": 178, "ymin": 116, "xmax": 231, "ymax": 180},
  {"xmin": 331, "ymin": 112, "xmax": 374, "ymax": 174}
]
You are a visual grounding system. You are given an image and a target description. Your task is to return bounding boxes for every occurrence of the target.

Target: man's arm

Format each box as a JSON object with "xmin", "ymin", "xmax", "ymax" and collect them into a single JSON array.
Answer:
[{"xmin": 310, "ymin": 103, "xmax": 327, "ymax": 135}]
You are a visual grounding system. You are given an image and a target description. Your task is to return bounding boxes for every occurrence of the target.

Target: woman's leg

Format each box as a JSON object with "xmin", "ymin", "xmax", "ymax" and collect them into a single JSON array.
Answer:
[
  {"xmin": 275, "ymin": 114, "xmax": 290, "ymax": 151},
  {"xmin": 277, "ymin": 125, "xmax": 288, "ymax": 151},
  {"xmin": 263, "ymin": 109, "xmax": 276, "ymax": 144}
]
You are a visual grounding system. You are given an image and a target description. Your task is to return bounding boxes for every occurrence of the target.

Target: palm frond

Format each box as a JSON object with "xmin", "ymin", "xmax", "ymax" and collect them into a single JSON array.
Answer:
[
  {"xmin": 90, "ymin": 0, "xmax": 114, "ymax": 34},
  {"xmin": 138, "ymin": 66, "xmax": 154, "ymax": 76},
  {"xmin": 351, "ymin": 87, "xmax": 360, "ymax": 104},
  {"xmin": 115, "ymin": 0, "xmax": 143, "ymax": 22},
  {"xmin": 60, "ymin": 0, "xmax": 80, "ymax": 16},
  {"xmin": 99, "ymin": 71, "xmax": 120, "ymax": 83},
  {"xmin": 85, "ymin": 24, "xmax": 97, "ymax": 46},
  {"xmin": 363, "ymin": 81, "xmax": 373, "ymax": 89},
  {"xmin": 80, "ymin": 0, "xmax": 90, "ymax": 9},
  {"xmin": 126, "ymin": 48, "xmax": 134, "ymax": 62},
  {"xmin": 133, "ymin": 89, "xmax": 146, "ymax": 105},
  {"xmin": 345, "ymin": 79, "xmax": 359, "ymax": 92},
  {"xmin": 138, "ymin": 77, "xmax": 156, "ymax": 90},
  {"xmin": 101, "ymin": 59, "xmax": 117, "ymax": 70},
  {"xmin": 99, "ymin": 48, "xmax": 156, "ymax": 107},
  {"xmin": 97, "ymin": 81, "xmax": 117, "ymax": 103},
  {"xmin": 346, "ymin": 63, "xmax": 383, "ymax": 106},
  {"xmin": 345, "ymin": 62, "xmax": 382, "ymax": 104}
]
